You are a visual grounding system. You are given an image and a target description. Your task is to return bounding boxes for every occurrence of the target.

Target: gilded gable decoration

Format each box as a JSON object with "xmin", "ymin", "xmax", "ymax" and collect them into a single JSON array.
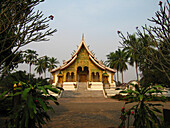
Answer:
[{"xmin": 50, "ymin": 34, "xmax": 116, "ymax": 88}]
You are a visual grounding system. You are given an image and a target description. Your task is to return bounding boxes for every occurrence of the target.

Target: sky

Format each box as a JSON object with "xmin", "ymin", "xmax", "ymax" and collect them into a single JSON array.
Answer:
[{"xmin": 19, "ymin": 0, "xmax": 166, "ymax": 82}]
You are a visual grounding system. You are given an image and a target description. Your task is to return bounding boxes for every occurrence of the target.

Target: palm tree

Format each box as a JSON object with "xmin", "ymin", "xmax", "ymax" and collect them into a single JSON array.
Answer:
[
  {"xmin": 48, "ymin": 57, "xmax": 59, "ymax": 81},
  {"xmin": 123, "ymin": 34, "xmax": 141, "ymax": 82},
  {"xmin": 112, "ymin": 49, "xmax": 128, "ymax": 83},
  {"xmin": 106, "ymin": 52, "xmax": 119, "ymax": 82},
  {"xmin": 24, "ymin": 49, "xmax": 38, "ymax": 81},
  {"xmin": 41, "ymin": 56, "xmax": 50, "ymax": 79},
  {"xmin": 34, "ymin": 58, "xmax": 44, "ymax": 77}
]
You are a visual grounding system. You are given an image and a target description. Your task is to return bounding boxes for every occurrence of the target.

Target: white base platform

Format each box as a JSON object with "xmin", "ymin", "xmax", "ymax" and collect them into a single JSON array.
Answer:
[
  {"xmin": 63, "ymin": 82, "xmax": 77, "ymax": 90},
  {"xmin": 87, "ymin": 82, "xmax": 103, "ymax": 90}
]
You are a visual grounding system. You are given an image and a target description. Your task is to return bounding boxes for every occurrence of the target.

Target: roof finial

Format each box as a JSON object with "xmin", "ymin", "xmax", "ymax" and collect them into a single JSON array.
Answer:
[{"xmin": 82, "ymin": 33, "xmax": 84, "ymax": 42}]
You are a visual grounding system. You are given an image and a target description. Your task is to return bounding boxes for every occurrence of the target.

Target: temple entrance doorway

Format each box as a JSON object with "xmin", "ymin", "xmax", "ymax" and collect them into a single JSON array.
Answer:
[
  {"xmin": 79, "ymin": 73, "xmax": 87, "ymax": 82},
  {"xmin": 77, "ymin": 66, "xmax": 89, "ymax": 82}
]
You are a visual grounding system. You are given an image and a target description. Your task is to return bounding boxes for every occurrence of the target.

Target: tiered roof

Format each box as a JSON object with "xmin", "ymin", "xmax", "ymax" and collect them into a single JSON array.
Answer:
[{"xmin": 51, "ymin": 35, "xmax": 116, "ymax": 73}]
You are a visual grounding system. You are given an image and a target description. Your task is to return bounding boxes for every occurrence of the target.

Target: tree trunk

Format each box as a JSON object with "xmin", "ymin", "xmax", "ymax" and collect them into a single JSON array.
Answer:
[
  {"xmin": 117, "ymin": 71, "xmax": 119, "ymax": 82},
  {"xmin": 122, "ymin": 71, "xmax": 124, "ymax": 84},
  {"xmin": 135, "ymin": 61, "xmax": 139, "ymax": 83},
  {"xmin": 44, "ymin": 64, "xmax": 46, "ymax": 79},
  {"xmin": 114, "ymin": 74, "xmax": 116, "ymax": 82},
  {"xmin": 49, "ymin": 68, "xmax": 51, "ymax": 79},
  {"xmin": 29, "ymin": 63, "xmax": 31, "ymax": 81},
  {"xmin": 44, "ymin": 70, "xmax": 46, "ymax": 79},
  {"xmin": 49, "ymin": 68, "xmax": 52, "ymax": 84}
]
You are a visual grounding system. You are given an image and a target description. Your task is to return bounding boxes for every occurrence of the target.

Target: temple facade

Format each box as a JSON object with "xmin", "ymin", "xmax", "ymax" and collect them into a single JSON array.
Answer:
[{"xmin": 51, "ymin": 35, "xmax": 116, "ymax": 90}]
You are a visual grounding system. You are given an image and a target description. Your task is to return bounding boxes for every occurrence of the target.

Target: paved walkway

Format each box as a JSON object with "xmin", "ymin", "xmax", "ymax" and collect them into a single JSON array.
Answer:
[{"xmin": 44, "ymin": 98, "xmax": 170, "ymax": 128}]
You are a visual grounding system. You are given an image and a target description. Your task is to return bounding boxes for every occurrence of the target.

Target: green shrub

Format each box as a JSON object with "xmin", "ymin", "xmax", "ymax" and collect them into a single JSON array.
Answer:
[
  {"xmin": 0, "ymin": 81, "xmax": 60, "ymax": 128},
  {"xmin": 119, "ymin": 84, "xmax": 166, "ymax": 128},
  {"xmin": 111, "ymin": 94, "xmax": 126, "ymax": 101}
]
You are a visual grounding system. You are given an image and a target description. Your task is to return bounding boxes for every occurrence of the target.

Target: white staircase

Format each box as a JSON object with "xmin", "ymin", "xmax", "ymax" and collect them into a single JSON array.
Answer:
[{"xmin": 62, "ymin": 82, "xmax": 104, "ymax": 98}]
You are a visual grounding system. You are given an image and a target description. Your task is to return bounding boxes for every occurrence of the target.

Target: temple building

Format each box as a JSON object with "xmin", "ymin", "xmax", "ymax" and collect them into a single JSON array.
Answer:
[{"xmin": 51, "ymin": 35, "xmax": 116, "ymax": 90}]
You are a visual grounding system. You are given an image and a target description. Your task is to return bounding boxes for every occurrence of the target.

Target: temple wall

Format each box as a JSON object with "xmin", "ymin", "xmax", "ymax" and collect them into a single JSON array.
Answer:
[
  {"xmin": 52, "ymin": 71, "xmax": 59, "ymax": 85},
  {"xmin": 52, "ymin": 44, "xmax": 116, "ymax": 85},
  {"xmin": 60, "ymin": 46, "xmax": 103, "ymax": 82}
]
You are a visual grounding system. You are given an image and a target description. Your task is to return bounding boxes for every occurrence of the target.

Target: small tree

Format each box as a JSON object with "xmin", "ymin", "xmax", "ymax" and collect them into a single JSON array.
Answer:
[
  {"xmin": 118, "ymin": 1, "xmax": 170, "ymax": 84},
  {"xmin": 106, "ymin": 52, "xmax": 119, "ymax": 82},
  {"xmin": 41, "ymin": 56, "xmax": 50, "ymax": 79},
  {"xmin": 24, "ymin": 49, "xmax": 38, "ymax": 81},
  {"xmin": 112, "ymin": 49, "xmax": 128, "ymax": 83},
  {"xmin": 0, "ymin": 81, "xmax": 60, "ymax": 128},
  {"xmin": 123, "ymin": 34, "xmax": 141, "ymax": 83},
  {"xmin": 35, "ymin": 58, "xmax": 44, "ymax": 77},
  {"xmin": 48, "ymin": 57, "xmax": 59, "ymax": 81},
  {"xmin": 137, "ymin": 0, "xmax": 170, "ymax": 81},
  {"xmin": 0, "ymin": 0, "xmax": 57, "ymax": 77},
  {"xmin": 119, "ymin": 84, "xmax": 166, "ymax": 128}
]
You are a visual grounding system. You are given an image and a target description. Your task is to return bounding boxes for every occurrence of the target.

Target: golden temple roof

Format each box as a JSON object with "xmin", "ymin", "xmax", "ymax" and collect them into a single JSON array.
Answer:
[{"xmin": 51, "ymin": 35, "xmax": 116, "ymax": 73}]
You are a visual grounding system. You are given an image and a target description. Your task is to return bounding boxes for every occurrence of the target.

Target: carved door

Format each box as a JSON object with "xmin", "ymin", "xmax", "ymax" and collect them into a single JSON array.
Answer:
[{"xmin": 79, "ymin": 74, "xmax": 87, "ymax": 82}]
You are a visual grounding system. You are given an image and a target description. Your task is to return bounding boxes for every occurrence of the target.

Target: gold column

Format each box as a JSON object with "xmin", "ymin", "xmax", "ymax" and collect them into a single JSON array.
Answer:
[
  {"xmin": 52, "ymin": 73, "xmax": 55, "ymax": 83},
  {"xmin": 89, "ymin": 66, "xmax": 91, "ymax": 81},
  {"xmin": 63, "ymin": 71, "xmax": 66, "ymax": 82},
  {"xmin": 99, "ymin": 71, "xmax": 102, "ymax": 82},
  {"xmin": 89, "ymin": 70, "xmax": 91, "ymax": 81},
  {"xmin": 75, "ymin": 62, "xmax": 77, "ymax": 82},
  {"xmin": 111, "ymin": 73, "xmax": 113, "ymax": 83},
  {"xmin": 75, "ymin": 70, "xmax": 77, "ymax": 82}
]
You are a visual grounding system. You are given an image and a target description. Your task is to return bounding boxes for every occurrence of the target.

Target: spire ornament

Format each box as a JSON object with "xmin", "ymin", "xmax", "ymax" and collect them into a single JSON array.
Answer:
[{"xmin": 82, "ymin": 33, "xmax": 84, "ymax": 42}]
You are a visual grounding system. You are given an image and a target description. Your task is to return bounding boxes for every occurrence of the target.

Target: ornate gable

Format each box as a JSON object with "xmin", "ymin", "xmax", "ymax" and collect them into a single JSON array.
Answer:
[{"xmin": 51, "ymin": 35, "xmax": 116, "ymax": 73}]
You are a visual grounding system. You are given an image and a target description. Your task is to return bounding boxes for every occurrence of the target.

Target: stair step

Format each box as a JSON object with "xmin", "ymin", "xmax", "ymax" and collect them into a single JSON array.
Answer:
[{"xmin": 61, "ymin": 82, "xmax": 104, "ymax": 98}]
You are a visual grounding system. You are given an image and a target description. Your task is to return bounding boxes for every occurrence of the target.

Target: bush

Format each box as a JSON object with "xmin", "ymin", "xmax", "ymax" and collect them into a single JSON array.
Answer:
[
  {"xmin": 0, "ymin": 71, "xmax": 50, "ymax": 93},
  {"xmin": 111, "ymin": 94, "xmax": 126, "ymax": 101},
  {"xmin": 0, "ymin": 81, "xmax": 60, "ymax": 128},
  {"xmin": 119, "ymin": 84, "xmax": 166, "ymax": 128}
]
